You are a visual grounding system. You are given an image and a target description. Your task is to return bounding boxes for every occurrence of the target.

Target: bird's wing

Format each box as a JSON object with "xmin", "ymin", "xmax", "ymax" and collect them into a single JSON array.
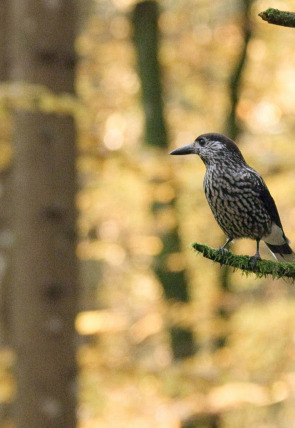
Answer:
[
  {"xmin": 245, "ymin": 168, "xmax": 292, "ymax": 258},
  {"xmin": 245, "ymin": 167, "xmax": 283, "ymax": 229}
]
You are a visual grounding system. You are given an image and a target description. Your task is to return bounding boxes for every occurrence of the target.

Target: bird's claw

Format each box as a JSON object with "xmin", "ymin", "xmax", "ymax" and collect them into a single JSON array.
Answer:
[
  {"xmin": 249, "ymin": 254, "xmax": 261, "ymax": 269},
  {"xmin": 218, "ymin": 247, "xmax": 229, "ymax": 254},
  {"xmin": 218, "ymin": 247, "xmax": 229, "ymax": 261}
]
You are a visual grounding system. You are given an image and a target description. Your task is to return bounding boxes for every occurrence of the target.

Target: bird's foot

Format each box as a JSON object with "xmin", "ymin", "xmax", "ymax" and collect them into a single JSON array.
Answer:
[
  {"xmin": 218, "ymin": 246, "xmax": 229, "ymax": 254},
  {"xmin": 218, "ymin": 247, "xmax": 229, "ymax": 262},
  {"xmin": 249, "ymin": 254, "xmax": 261, "ymax": 269}
]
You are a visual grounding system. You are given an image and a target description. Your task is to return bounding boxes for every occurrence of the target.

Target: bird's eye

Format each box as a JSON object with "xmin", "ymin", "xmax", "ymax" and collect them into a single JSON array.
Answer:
[{"xmin": 198, "ymin": 138, "xmax": 206, "ymax": 147}]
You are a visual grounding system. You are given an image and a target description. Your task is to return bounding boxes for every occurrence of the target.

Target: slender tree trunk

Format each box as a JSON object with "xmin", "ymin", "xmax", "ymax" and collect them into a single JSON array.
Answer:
[
  {"xmin": 132, "ymin": 0, "xmax": 195, "ymax": 359},
  {"xmin": 225, "ymin": 0, "xmax": 252, "ymax": 142},
  {"xmin": 132, "ymin": 0, "xmax": 167, "ymax": 147},
  {"xmin": 220, "ymin": 0, "xmax": 253, "ymax": 287},
  {"xmin": 216, "ymin": 0, "xmax": 253, "ymax": 347},
  {"xmin": 9, "ymin": 1, "xmax": 78, "ymax": 427}
]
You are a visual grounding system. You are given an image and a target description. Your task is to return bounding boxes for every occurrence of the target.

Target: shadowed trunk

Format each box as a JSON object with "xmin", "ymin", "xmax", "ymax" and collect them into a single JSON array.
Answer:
[
  {"xmin": 9, "ymin": 1, "xmax": 78, "ymax": 426},
  {"xmin": 0, "ymin": 0, "xmax": 12, "ymax": 348},
  {"xmin": 217, "ymin": 0, "xmax": 253, "ymax": 348},
  {"xmin": 132, "ymin": 0, "xmax": 196, "ymax": 359},
  {"xmin": 132, "ymin": 0, "xmax": 167, "ymax": 147}
]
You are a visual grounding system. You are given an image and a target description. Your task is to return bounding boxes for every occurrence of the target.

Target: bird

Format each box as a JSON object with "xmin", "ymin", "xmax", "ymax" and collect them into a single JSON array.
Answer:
[{"xmin": 170, "ymin": 132, "xmax": 294, "ymax": 264}]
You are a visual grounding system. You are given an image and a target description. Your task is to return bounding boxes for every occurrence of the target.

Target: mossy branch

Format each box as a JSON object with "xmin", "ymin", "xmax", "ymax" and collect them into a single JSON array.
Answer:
[
  {"xmin": 259, "ymin": 8, "xmax": 295, "ymax": 28},
  {"xmin": 191, "ymin": 243, "xmax": 295, "ymax": 280}
]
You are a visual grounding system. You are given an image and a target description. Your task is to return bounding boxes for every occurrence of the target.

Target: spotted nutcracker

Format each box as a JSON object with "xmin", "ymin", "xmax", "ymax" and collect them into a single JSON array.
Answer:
[{"xmin": 170, "ymin": 133, "xmax": 294, "ymax": 263}]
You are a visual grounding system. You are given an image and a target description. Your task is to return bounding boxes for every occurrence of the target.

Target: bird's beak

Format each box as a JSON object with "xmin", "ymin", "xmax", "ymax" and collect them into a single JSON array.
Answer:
[{"xmin": 169, "ymin": 143, "xmax": 195, "ymax": 155}]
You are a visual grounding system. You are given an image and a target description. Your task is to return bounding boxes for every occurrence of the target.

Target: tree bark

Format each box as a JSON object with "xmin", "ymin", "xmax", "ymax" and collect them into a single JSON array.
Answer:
[{"xmin": 9, "ymin": 1, "xmax": 78, "ymax": 427}]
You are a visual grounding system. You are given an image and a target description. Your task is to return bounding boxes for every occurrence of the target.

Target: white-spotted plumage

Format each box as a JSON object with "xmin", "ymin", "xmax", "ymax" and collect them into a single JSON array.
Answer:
[{"xmin": 170, "ymin": 133, "xmax": 294, "ymax": 262}]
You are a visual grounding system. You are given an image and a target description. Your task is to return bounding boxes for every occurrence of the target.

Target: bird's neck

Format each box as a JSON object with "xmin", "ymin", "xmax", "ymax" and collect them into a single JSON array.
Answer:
[{"xmin": 205, "ymin": 158, "xmax": 246, "ymax": 175}]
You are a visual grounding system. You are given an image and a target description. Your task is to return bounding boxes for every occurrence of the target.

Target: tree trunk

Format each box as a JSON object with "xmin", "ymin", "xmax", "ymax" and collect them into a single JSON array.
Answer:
[
  {"xmin": 132, "ymin": 0, "xmax": 167, "ymax": 147},
  {"xmin": 0, "ymin": 0, "xmax": 12, "ymax": 347},
  {"xmin": 9, "ymin": 1, "xmax": 78, "ymax": 427},
  {"xmin": 0, "ymin": 0, "xmax": 8, "ymax": 78},
  {"xmin": 132, "ymin": 0, "xmax": 196, "ymax": 359},
  {"xmin": 216, "ymin": 0, "xmax": 253, "ymax": 348}
]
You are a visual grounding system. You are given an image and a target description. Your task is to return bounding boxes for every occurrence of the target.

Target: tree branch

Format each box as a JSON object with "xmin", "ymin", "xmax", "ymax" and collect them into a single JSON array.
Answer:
[
  {"xmin": 191, "ymin": 243, "xmax": 295, "ymax": 280},
  {"xmin": 259, "ymin": 8, "xmax": 295, "ymax": 28}
]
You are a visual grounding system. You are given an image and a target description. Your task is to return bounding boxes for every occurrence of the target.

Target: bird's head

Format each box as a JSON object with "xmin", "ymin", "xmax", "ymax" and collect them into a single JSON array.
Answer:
[{"xmin": 170, "ymin": 133, "xmax": 245, "ymax": 166}]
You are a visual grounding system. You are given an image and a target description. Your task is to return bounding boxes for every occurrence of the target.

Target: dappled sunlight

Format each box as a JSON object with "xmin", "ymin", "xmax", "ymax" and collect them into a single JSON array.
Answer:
[
  {"xmin": 3, "ymin": 0, "xmax": 295, "ymax": 427},
  {"xmin": 5, "ymin": 0, "xmax": 291, "ymax": 427},
  {"xmin": 76, "ymin": 310, "xmax": 129, "ymax": 335},
  {"xmin": 248, "ymin": 101, "xmax": 282, "ymax": 133}
]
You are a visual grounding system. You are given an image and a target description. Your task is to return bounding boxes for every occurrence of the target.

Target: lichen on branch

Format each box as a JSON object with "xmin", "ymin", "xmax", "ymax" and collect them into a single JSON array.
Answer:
[
  {"xmin": 259, "ymin": 8, "xmax": 295, "ymax": 28},
  {"xmin": 191, "ymin": 243, "xmax": 295, "ymax": 280}
]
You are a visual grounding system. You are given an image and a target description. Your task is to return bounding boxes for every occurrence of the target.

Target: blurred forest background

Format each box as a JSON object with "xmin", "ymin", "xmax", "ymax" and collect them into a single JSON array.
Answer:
[{"xmin": 1, "ymin": 0, "xmax": 295, "ymax": 427}]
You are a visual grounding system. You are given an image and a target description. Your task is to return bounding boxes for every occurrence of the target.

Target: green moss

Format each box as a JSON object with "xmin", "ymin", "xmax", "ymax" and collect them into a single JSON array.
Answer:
[
  {"xmin": 259, "ymin": 8, "xmax": 295, "ymax": 28},
  {"xmin": 191, "ymin": 243, "xmax": 295, "ymax": 280}
]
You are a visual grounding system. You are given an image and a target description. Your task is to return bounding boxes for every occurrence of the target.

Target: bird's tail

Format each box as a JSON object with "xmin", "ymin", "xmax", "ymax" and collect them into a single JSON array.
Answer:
[{"xmin": 264, "ymin": 242, "xmax": 295, "ymax": 262}]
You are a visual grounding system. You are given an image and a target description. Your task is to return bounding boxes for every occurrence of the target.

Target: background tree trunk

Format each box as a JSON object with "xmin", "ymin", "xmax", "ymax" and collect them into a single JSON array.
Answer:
[
  {"xmin": 215, "ymin": 0, "xmax": 253, "ymax": 348},
  {"xmin": 132, "ymin": 0, "xmax": 196, "ymax": 359},
  {"xmin": 0, "ymin": 0, "xmax": 12, "ymax": 348},
  {"xmin": 0, "ymin": 0, "xmax": 8, "ymax": 79},
  {"xmin": 132, "ymin": 0, "xmax": 167, "ymax": 147},
  {"xmin": 9, "ymin": 1, "xmax": 78, "ymax": 427}
]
